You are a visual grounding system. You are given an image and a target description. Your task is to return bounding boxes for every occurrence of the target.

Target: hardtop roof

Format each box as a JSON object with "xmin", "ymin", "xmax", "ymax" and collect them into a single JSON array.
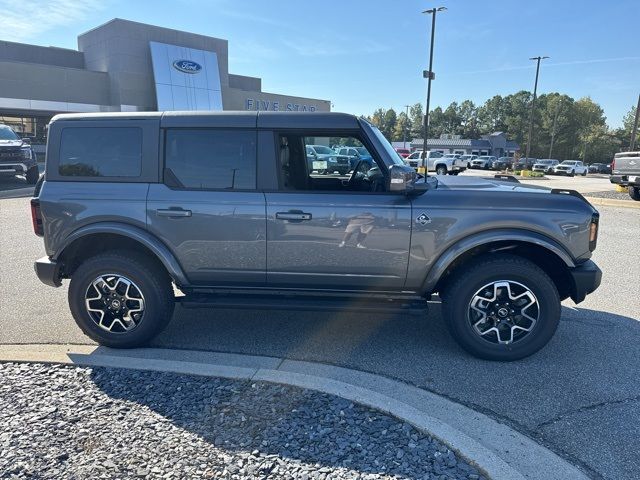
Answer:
[{"xmin": 50, "ymin": 111, "xmax": 361, "ymax": 130}]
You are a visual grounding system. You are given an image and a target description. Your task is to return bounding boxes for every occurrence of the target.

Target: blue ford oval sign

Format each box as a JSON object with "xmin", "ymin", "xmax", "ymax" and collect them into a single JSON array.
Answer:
[{"xmin": 172, "ymin": 59, "xmax": 202, "ymax": 74}]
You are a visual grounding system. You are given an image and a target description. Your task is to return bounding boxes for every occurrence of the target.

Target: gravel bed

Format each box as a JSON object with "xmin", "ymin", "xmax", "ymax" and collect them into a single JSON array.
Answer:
[
  {"xmin": 584, "ymin": 190, "xmax": 633, "ymax": 200},
  {"xmin": 0, "ymin": 363, "xmax": 486, "ymax": 480}
]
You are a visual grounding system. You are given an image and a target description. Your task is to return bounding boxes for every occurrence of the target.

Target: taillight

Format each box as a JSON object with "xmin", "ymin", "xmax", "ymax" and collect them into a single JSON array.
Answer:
[
  {"xmin": 30, "ymin": 198, "xmax": 43, "ymax": 237},
  {"xmin": 611, "ymin": 158, "xmax": 615, "ymax": 172},
  {"xmin": 589, "ymin": 213, "xmax": 599, "ymax": 251}
]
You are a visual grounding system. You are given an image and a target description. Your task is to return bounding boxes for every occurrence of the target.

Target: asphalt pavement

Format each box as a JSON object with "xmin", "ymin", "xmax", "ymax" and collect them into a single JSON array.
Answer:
[{"xmin": 1, "ymin": 195, "xmax": 639, "ymax": 479}]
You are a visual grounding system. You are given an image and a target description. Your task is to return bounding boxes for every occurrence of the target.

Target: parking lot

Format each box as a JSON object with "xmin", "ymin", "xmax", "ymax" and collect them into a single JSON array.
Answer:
[{"xmin": 0, "ymin": 173, "xmax": 639, "ymax": 479}]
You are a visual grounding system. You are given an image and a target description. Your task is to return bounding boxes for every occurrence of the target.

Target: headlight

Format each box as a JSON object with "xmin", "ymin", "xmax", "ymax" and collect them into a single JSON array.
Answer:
[{"xmin": 21, "ymin": 147, "xmax": 32, "ymax": 159}]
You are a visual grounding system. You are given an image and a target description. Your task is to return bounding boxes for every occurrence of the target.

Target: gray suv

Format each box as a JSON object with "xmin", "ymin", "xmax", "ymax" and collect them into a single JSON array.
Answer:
[{"xmin": 31, "ymin": 112, "xmax": 602, "ymax": 361}]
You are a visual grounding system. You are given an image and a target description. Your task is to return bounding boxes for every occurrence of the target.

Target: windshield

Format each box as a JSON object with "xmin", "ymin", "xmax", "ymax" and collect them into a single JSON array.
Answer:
[
  {"xmin": 561, "ymin": 161, "xmax": 577, "ymax": 165},
  {"xmin": 536, "ymin": 160, "xmax": 552, "ymax": 164},
  {"xmin": 0, "ymin": 126, "xmax": 19, "ymax": 141},
  {"xmin": 355, "ymin": 147, "xmax": 369, "ymax": 155},
  {"xmin": 367, "ymin": 124, "xmax": 405, "ymax": 165},
  {"xmin": 311, "ymin": 145, "xmax": 333, "ymax": 155}
]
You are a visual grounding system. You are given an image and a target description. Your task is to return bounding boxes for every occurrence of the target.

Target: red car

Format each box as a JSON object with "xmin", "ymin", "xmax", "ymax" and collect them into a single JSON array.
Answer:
[{"xmin": 395, "ymin": 147, "xmax": 410, "ymax": 158}]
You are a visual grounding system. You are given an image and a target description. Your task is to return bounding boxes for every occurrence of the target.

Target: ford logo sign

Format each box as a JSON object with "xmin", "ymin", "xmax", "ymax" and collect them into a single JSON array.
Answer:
[{"xmin": 172, "ymin": 60, "xmax": 202, "ymax": 74}]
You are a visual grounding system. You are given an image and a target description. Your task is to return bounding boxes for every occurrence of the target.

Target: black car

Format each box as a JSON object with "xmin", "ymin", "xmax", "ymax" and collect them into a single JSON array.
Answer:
[
  {"xmin": 588, "ymin": 163, "xmax": 611, "ymax": 174},
  {"xmin": 0, "ymin": 124, "xmax": 39, "ymax": 184}
]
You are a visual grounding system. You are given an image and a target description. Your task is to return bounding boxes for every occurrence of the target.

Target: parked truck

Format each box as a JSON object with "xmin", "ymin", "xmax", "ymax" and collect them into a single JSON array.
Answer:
[{"xmin": 610, "ymin": 151, "xmax": 640, "ymax": 201}]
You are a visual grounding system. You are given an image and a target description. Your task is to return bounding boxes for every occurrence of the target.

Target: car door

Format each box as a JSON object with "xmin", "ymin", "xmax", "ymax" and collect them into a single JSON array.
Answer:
[
  {"xmin": 264, "ymin": 131, "xmax": 412, "ymax": 290},
  {"xmin": 146, "ymin": 127, "xmax": 266, "ymax": 286}
]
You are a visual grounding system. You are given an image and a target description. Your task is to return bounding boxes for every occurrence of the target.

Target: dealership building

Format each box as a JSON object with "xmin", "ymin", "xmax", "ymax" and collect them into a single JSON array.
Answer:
[{"xmin": 0, "ymin": 18, "xmax": 330, "ymax": 149}]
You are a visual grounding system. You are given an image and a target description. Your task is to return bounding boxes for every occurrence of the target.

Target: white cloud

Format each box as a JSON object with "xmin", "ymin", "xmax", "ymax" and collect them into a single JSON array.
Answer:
[{"xmin": 0, "ymin": 0, "xmax": 106, "ymax": 42}]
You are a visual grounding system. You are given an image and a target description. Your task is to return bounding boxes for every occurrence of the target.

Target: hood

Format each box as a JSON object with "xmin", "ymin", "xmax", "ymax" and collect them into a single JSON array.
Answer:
[{"xmin": 434, "ymin": 174, "xmax": 552, "ymax": 194}]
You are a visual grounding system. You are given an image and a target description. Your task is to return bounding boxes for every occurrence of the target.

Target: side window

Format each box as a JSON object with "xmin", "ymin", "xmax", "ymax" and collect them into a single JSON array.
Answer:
[
  {"xmin": 165, "ymin": 129, "xmax": 256, "ymax": 190},
  {"xmin": 59, "ymin": 127, "xmax": 142, "ymax": 177},
  {"xmin": 277, "ymin": 133, "xmax": 383, "ymax": 192}
]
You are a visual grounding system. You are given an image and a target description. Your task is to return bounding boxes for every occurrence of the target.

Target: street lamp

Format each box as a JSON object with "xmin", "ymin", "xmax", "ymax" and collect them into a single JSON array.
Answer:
[
  {"xmin": 524, "ymin": 56, "xmax": 549, "ymax": 160},
  {"xmin": 422, "ymin": 6, "xmax": 446, "ymax": 167},
  {"xmin": 403, "ymin": 104, "xmax": 410, "ymax": 149}
]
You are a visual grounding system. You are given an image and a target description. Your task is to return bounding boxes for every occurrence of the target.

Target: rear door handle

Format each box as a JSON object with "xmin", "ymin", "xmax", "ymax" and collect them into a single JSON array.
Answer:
[
  {"xmin": 156, "ymin": 208, "xmax": 192, "ymax": 218},
  {"xmin": 275, "ymin": 211, "xmax": 312, "ymax": 221}
]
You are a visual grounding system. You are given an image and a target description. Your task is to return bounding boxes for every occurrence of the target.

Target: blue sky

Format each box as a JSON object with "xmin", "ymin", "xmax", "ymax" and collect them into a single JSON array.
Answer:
[{"xmin": 2, "ymin": 0, "xmax": 638, "ymax": 127}]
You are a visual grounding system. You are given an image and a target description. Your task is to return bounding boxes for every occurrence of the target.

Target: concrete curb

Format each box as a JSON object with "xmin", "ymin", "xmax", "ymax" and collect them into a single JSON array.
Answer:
[
  {"xmin": 0, "ymin": 344, "xmax": 588, "ymax": 480},
  {"xmin": 584, "ymin": 196, "xmax": 640, "ymax": 209}
]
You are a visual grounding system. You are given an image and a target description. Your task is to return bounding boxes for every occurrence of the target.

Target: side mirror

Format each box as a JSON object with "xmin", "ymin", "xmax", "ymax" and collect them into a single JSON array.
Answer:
[
  {"xmin": 21, "ymin": 137, "xmax": 31, "ymax": 144},
  {"xmin": 388, "ymin": 164, "xmax": 419, "ymax": 193}
]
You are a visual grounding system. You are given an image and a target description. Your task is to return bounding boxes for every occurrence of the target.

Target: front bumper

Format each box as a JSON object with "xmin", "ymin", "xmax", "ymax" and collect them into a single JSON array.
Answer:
[
  {"xmin": 554, "ymin": 169, "xmax": 572, "ymax": 175},
  {"xmin": 34, "ymin": 256, "xmax": 63, "ymax": 287},
  {"xmin": 0, "ymin": 161, "xmax": 36, "ymax": 175},
  {"xmin": 610, "ymin": 175, "xmax": 639, "ymax": 186},
  {"xmin": 569, "ymin": 260, "xmax": 602, "ymax": 303}
]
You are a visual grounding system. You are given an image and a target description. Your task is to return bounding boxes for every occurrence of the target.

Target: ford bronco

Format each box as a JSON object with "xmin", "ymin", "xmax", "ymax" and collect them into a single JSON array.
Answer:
[{"xmin": 31, "ymin": 112, "xmax": 602, "ymax": 360}]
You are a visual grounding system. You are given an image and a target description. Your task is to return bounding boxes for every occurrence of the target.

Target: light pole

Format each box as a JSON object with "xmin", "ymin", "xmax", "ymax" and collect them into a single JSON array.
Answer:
[
  {"xmin": 422, "ymin": 6, "xmax": 446, "ymax": 167},
  {"xmin": 403, "ymin": 104, "xmax": 411, "ymax": 149},
  {"xmin": 524, "ymin": 56, "xmax": 549, "ymax": 161},
  {"xmin": 630, "ymin": 93, "xmax": 640, "ymax": 151}
]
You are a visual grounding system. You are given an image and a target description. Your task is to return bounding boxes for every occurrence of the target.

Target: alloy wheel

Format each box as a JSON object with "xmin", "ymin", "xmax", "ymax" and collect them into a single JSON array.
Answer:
[
  {"xmin": 467, "ymin": 280, "xmax": 539, "ymax": 345},
  {"xmin": 85, "ymin": 274, "xmax": 145, "ymax": 333}
]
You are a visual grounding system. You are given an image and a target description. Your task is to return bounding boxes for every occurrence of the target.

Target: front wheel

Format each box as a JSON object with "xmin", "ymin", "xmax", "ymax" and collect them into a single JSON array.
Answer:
[
  {"xmin": 436, "ymin": 165, "xmax": 448, "ymax": 175},
  {"xmin": 582, "ymin": 170, "xmax": 587, "ymax": 176},
  {"xmin": 569, "ymin": 170, "xmax": 575, "ymax": 177},
  {"xmin": 68, "ymin": 251, "xmax": 175, "ymax": 348},
  {"xmin": 441, "ymin": 254, "xmax": 560, "ymax": 361},
  {"xmin": 629, "ymin": 186, "xmax": 640, "ymax": 201}
]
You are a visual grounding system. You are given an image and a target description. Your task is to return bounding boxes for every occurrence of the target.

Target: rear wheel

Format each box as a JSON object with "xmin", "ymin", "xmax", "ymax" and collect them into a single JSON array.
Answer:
[
  {"xmin": 436, "ymin": 165, "xmax": 447, "ymax": 175},
  {"xmin": 441, "ymin": 254, "xmax": 560, "ymax": 361},
  {"xmin": 25, "ymin": 165, "xmax": 39, "ymax": 185},
  {"xmin": 629, "ymin": 187, "xmax": 640, "ymax": 201},
  {"xmin": 68, "ymin": 251, "xmax": 175, "ymax": 348}
]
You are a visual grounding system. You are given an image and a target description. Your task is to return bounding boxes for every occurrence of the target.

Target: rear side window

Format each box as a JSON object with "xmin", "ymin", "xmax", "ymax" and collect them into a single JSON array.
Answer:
[
  {"xmin": 59, "ymin": 127, "xmax": 142, "ymax": 177},
  {"xmin": 165, "ymin": 129, "xmax": 256, "ymax": 190}
]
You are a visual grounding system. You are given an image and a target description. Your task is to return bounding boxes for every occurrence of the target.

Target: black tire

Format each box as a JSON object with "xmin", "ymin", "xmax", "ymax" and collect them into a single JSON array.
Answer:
[
  {"xmin": 25, "ymin": 166, "xmax": 39, "ymax": 185},
  {"xmin": 436, "ymin": 165, "xmax": 447, "ymax": 175},
  {"xmin": 441, "ymin": 254, "xmax": 560, "ymax": 361},
  {"xmin": 629, "ymin": 187, "xmax": 640, "ymax": 201},
  {"xmin": 68, "ymin": 251, "xmax": 175, "ymax": 348},
  {"xmin": 569, "ymin": 170, "xmax": 575, "ymax": 177},
  {"xmin": 582, "ymin": 170, "xmax": 587, "ymax": 176}
]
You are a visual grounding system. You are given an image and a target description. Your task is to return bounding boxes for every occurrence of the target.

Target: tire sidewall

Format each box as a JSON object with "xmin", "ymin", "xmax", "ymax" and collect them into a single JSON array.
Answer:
[
  {"xmin": 69, "ymin": 254, "xmax": 173, "ymax": 348},
  {"xmin": 445, "ymin": 259, "xmax": 560, "ymax": 361}
]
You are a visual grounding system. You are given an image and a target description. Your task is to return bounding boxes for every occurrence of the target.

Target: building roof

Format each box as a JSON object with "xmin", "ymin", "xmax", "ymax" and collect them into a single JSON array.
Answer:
[{"xmin": 411, "ymin": 138, "xmax": 491, "ymax": 148}]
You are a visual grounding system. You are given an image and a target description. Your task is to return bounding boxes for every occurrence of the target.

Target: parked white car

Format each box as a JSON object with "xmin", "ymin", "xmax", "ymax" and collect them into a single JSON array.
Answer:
[
  {"xmin": 532, "ymin": 159, "xmax": 560, "ymax": 174},
  {"xmin": 470, "ymin": 156, "xmax": 496, "ymax": 169},
  {"xmin": 404, "ymin": 151, "xmax": 465, "ymax": 175},
  {"xmin": 553, "ymin": 160, "xmax": 588, "ymax": 177},
  {"xmin": 458, "ymin": 154, "xmax": 477, "ymax": 168}
]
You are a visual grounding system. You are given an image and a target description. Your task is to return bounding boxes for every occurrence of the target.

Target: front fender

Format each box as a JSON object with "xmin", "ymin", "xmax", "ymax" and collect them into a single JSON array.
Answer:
[
  {"xmin": 419, "ymin": 229, "xmax": 575, "ymax": 294},
  {"xmin": 54, "ymin": 222, "xmax": 189, "ymax": 287}
]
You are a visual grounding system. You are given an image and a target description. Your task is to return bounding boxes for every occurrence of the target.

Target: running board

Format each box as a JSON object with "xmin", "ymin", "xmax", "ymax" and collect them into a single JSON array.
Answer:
[{"xmin": 177, "ymin": 292, "xmax": 427, "ymax": 315}]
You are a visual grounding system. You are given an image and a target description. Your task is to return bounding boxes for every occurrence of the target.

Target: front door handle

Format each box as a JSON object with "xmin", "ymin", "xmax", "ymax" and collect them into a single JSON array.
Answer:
[
  {"xmin": 156, "ymin": 208, "xmax": 192, "ymax": 218},
  {"xmin": 275, "ymin": 211, "xmax": 312, "ymax": 221}
]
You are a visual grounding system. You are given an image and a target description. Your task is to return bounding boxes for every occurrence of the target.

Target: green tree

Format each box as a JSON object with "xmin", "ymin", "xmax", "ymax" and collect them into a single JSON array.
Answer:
[
  {"xmin": 382, "ymin": 108, "xmax": 397, "ymax": 140},
  {"xmin": 393, "ymin": 112, "xmax": 411, "ymax": 145},
  {"xmin": 409, "ymin": 103, "xmax": 424, "ymax": 141}
]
